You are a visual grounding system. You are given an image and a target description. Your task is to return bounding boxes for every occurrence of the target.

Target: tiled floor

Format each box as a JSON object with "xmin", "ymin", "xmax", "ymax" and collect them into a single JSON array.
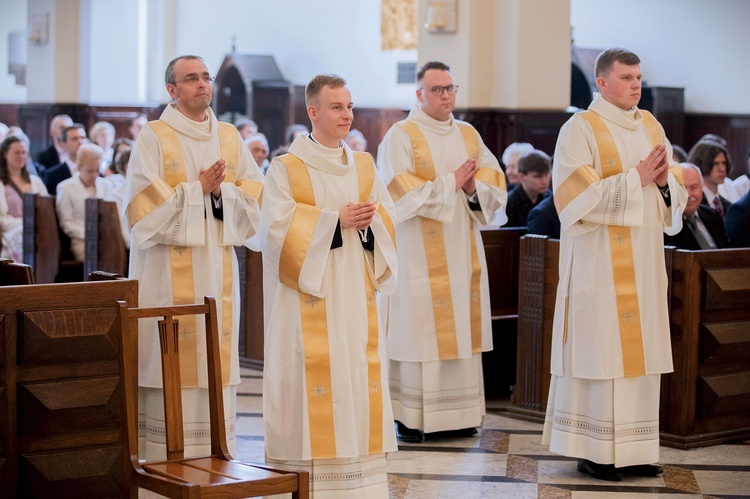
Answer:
[{"xmin": 143, "ymin": 366, "xmax": 750, "ymax": 498}]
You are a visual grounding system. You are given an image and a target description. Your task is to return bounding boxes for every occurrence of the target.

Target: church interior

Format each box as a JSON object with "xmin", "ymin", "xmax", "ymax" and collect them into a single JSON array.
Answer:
[{"xmin": 1, "ymin": 0, "xmax": 749, "ymax": 497}]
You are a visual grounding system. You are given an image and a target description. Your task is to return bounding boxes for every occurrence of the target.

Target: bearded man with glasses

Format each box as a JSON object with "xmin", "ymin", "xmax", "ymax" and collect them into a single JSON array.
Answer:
[
  {"xmin": 123, "ymin": 54, "xmax": 264, "ymax": 460},
  {"xmin": 377, "ymin": 61, "xmax": 507, "ymax": 442}
]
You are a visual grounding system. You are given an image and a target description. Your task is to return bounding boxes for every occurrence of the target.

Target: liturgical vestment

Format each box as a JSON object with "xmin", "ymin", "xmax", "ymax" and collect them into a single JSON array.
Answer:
[
  {"xmin": 262, "ymin": 134, "xmax": 398, "ymax": 497},
  {"xmin": 542, "ymin": 94, "xmax": 687, "ymax": 467}
]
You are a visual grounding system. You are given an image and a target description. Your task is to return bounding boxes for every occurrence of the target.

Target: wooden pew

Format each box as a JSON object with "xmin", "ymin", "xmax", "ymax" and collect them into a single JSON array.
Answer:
[
  {"xmin": 22, "ymin": 193, "xmax": 83, "ymax": 283},
  {"xmin": 0, "ymin": 278, "xmax": 138, "ymax": 497},
  {"xmin": 661, "ymin": 247, "xmax": 750, "ymax": 448},
  {"xmin": 480, "ymin": 226, "xmax": 527, "ymax": 397},
  {"xmin": 510, "ymin": 235, "xmax": 559, "ymax": 422},
  {"xmin": 511, "ymin": 238, "xmax": 750, "ymax": 448},
  {"xmin": 235, "ymin": 246, "xmax": 265, "ymax": 365},
  {"xmin": 0, "ymin": 258, "xmax": 34, "ymax": 285},
  {"xmin": 84, "ymin": 198, "xmax": 128, "ymax": 280}
]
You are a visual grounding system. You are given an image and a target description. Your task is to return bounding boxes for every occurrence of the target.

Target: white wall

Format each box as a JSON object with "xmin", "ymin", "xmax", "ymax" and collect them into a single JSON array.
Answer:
[
  {"xmin": 5, "ymin": 0, "xmax": 750, "ymax": 113},
  {"xmin": 88, "ymin": 0, "xmax": 148, "ymax": 103},
  {"xmin": 0, "ymin": 0, "xmax": 28, "ymax": 103},
  {"xmin": 171, "ymin": 0, "xmax": 417, "ymax": 108},
  {"xmin": 571, "ymin": 0, "xmax": 750, "ymax": 114}
]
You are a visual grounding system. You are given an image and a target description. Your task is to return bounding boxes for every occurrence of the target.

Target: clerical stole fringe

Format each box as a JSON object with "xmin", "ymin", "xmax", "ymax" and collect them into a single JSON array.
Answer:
[
  {"xmin": 277, "ymin": 152, "xmax": 387, "ymax": 459},
  {"xmin": 147, "ymin": 120, "xmax": 238, "ymax": 386},
  {"xmin": 579, "ymin": 110, "xmax": 665, "ymax": 377},
  {"xmin": 388, "ymin": 122, "xmax": 487, "ymax": 359}
]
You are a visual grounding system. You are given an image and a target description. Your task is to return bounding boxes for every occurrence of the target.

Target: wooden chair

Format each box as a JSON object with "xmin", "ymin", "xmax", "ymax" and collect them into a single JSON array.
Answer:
[
  {"xmin": 85, "ymin": 198, "xmax": 129, "ymax": 280},
  {"xmin": 117, "ymin": 296, "xmax": 309, "ymax": 498}
]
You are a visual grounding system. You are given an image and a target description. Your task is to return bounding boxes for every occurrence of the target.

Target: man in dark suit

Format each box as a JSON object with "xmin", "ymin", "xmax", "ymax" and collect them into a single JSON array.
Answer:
[
  {"xmin": 527, "ymin": 195, "xmax": 560, "ymax": 239},
  {"xmin": 664, "ymin": 164, "xmax": 728, "ymax": 249},
  {"xmin": 725, "ymin": 192, "xmax": 750, "ymax": 248},
  {"xmin": 42, "ymin": 124, "xmax": 87, "ymax": 195},
  {"xmin": 36, "ymin": 114, "xmax": 73, "ymax": 169}
]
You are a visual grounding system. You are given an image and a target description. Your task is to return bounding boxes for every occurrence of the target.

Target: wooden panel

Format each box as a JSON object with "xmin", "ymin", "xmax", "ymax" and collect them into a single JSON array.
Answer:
[
  {"xmin": 698, "ymin": 372, "xmax": 750, "ymax": 417},
  {"xmin": 704, "ymin": 268, "xmax": 750, "ymax": 310},
  {"xmin": 19, "ymin": 446, "xmax": 122, "ymax": 499},
  {"xmin": 18, "ymin": 376, "xmax": 119, "ymax": 439},
  {"xmin": 700, "ymin": 321, "xmax": 750, "ymax": 366},
  {"xmin": 510, "ymin": 236, "xmax": 559, "ymax": 421},
  {"xmin": 662, "ymin": 248, "xmax": 750, "ymax": 448},
  {"xmin": 481, "ymin": 227, "xmax": 526, "ymax": 318},
  {"xmin": 0, "ymin": 279, "xmax": 137, "ymax": 496},
  {"xmin": 84, "ymin": 199, "xmax": 128, "ymax": 279},
  {"xmin": 19, "ymin": 306, "xmax": 119, "ymax": 365},
  {"xmin": 240, "ymin": 248, "xmax": 264, "ymax": 364}
]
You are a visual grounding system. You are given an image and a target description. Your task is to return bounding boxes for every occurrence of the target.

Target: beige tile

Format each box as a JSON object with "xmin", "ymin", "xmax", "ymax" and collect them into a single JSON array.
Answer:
[
  {"xmin": 387, "ymin": 449, "xmax": 507, "ymax": 476},
  {"xmin": 692, "ymin": 470, "xmax": 750, "ymax": 495}
]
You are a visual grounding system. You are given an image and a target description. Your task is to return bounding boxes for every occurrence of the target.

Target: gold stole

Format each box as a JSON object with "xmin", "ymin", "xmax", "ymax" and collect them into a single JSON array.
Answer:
[
  {"xmin": 389, "ymin": 121, "xmax": 489, "ymax": 358},
  {"xmin": 277, "ymin": 151, "xmax": 389, "ymax": 458},
  {"xmin": 147, "ymin": 120, "xmax": 239, "ymax": 386},
  {"xmin": 580, "ymin": 110, "xmax": 668, "ymax": 377}
]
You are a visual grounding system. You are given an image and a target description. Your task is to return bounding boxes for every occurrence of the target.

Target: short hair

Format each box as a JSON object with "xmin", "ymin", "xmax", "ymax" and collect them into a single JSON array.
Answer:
[
  {"xmin": 417, "ymin": 61, "xmax": 451, "ymax": 82},
  {"xmin": 305, "ymin": 74, "xmax": 346, "ymax": 107},
  {"xmin": 49, "ymin": 114, "xmax": 73, "ymax": 134},
  {"xmin": 501, "ymin": 142, "xmax": 534, "ymax": 166},
  {"xmin": 235, "ymin": 118, "xmax": 257, "ymax": 132},
  {"xmin": 672, "ymin": 145, "xmax": 688, "ymax": 163},
  {"xmin": 687, "ymin": 140, "xmax": 732, "ymax": 177},
  {"xmin": 680, "ymin": 162, "xmax": 703, "ymax": 183},
  {"xmin": 285, "ymin": 124, "xmax": 309, "ymax": 144},
  {"xmin": 518, "ymin": 150, "xmax": 551, "ymax": 175},
  {"xmin": 595, "ymin": 48, "xmax": 641, "ymax": 78},
  {"xmin": 244, "ymin": 133, "xmax": 269, "ymax": 150},
  {"xmin": 165, "ymin": 55, "xmax": 205, "ymax": 85},
  {"xmin": 76, "ymin": 143, "xmax": 104, "ymax": 169},
  {"xmin": 89, "ymin": 121, "xmax": 115, "ymax": 142},
  {"xmin": 0, "ymin": 136, "xmax": 30, "ymax": 184},
  {"xmin": 345, "ymin": 129, "xmax": 367, "ymax": 148},
  {"xmin": 62, "ymin": 124, "xmax": 86, "ymax": 142}
]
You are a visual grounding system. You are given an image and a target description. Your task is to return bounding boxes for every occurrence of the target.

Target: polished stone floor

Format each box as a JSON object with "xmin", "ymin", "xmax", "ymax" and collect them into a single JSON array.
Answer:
[{"xmin": 143, "ymin": 366, "xmax": 750, "ymax": 498}]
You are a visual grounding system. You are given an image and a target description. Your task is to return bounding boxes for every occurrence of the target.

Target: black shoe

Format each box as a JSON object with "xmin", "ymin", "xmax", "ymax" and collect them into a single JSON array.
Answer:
[
  {"xmin": 617, "ymin": 464, "xmax": 663, "ymax": 477},
  {"xmin": 577, "ymin": 459, "xmax": 623, "ymax": 481},
  {"xmin": 396, "ymin": 421, "xmax": 424, "ymax": 443}
]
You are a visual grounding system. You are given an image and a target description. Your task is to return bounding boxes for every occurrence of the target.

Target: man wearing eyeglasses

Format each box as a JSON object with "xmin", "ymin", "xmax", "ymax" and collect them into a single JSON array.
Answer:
[
  {"xmin": 377, "ymin": 61, "xmax": 507, "ymax": 442},
  {"xmin": 123, "ymin": 54, "xmax": 264, "ymax": 460}
]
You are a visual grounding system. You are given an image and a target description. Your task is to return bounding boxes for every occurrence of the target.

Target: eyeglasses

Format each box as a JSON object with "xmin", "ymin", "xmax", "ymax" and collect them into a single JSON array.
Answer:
[
  {"xmin": 170, "ymin": 73, "xmax": 215, "ymax": 85},
  {"xmin": 420, "ymin": 84, "xmax": 459, "ymax": 96}
]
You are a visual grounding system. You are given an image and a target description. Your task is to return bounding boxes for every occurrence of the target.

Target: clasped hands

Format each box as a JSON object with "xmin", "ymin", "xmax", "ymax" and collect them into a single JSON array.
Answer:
[
  {"xmin": 454, "ymin": 158, "xmax": 477, "ymax": 196},
  {"xmin": 340, "ymin": 201, "xmax": 376, "ymax": 230},
  {"xmin": 199, "ymin": 160, "xmax": 226, "ymax": 196},
  {"xmin": 636, "ymin": 145, "xmax": 669, "ymax": 188}
]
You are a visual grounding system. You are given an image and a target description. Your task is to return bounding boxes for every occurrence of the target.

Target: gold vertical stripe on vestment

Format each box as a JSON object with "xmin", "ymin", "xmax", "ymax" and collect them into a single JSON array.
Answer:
[
  {"xmin": 281, "ymin": 153, "xmax": 336, "ymax": 458},
  {"xmin": 150, "ymin": 120, "xmax": 199, "ymax": 386},
  {"xmin": 278, "ymin": 155, "xmax": 321, "ymax": 291},
  {"xmin": 581, "ymin": 110, "xmax": 646, "ymax": 377},
  {"xmin": 354, "ymin": 151, "xmax": 385, "ymax": 453},
  {"xmin": 399, "ymin": 122, "xmax": 458, "ymax": 358},
  {"xmin": 217, "ymin": 122, "xmax": 239, "ymax": 386},
  {"xmin": 457, "ymin": 123, "xmax": 484, "ymax": 352}
]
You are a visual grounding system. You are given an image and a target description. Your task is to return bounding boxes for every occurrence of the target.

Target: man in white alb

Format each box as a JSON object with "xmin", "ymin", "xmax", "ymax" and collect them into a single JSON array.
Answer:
[
  {"xmin": 542, "ymin": 48, "xmax": 687, "ymax": 481},
  {"xmin": 262, "ymin": 73, "xmax": 398, "ymax": 497},
  {"xmin": 377, "ymin": 61, "xmax": 507, "ymax": 442},
  {"xmin": 123, "ymin": 54, "xmax": 263, "ymax": 459}
]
